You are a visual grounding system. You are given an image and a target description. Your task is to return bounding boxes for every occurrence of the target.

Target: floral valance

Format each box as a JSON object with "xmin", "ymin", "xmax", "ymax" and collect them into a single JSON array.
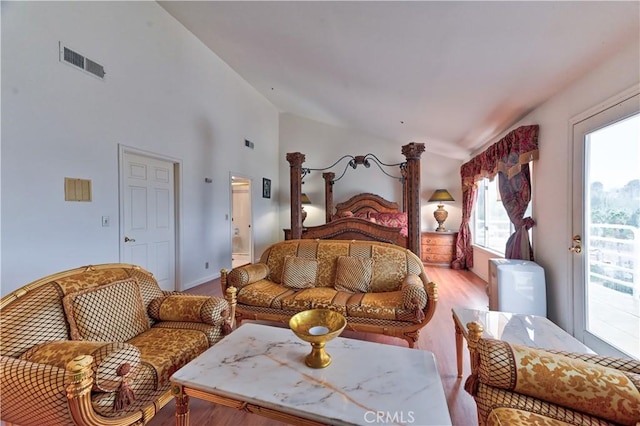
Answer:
[{"xmin": 461, "ymin": 125, "xmax": 539, "ymax": 188}]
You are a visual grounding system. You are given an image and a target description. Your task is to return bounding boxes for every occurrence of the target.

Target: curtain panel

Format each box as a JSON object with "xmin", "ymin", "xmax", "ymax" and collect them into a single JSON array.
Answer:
[{"xmin": 452, "ymin": 125, "xmax": 539, "ymax": 268}]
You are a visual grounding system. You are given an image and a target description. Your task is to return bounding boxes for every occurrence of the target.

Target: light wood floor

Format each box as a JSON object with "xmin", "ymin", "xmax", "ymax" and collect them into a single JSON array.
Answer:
[{"xmin": 148, "ymin": 266, "xmax": 488, "ymax": 426}]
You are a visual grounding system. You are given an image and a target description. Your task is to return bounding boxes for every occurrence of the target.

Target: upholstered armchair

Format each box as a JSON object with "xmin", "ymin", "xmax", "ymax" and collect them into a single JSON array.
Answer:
[
  {"xmin": 0, "ymin": 263, "xmax": 235, "ymax": 426},
  {"xmin": 464, "ymin": 321, "xmax": 640, "ymax": 426}
]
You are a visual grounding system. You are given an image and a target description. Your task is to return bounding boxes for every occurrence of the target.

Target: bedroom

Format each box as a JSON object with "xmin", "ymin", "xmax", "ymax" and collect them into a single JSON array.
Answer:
[
  {"xmin": 2, "ymin": 1, "xmax": 639, "ymax": 424},
  {"xmin": 3, "ymin": 0, "xmax": 639, "ymax": 342}
]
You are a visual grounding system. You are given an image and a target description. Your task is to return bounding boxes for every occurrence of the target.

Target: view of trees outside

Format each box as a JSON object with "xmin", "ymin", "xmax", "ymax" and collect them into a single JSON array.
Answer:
[{"xmin": 586, "ymin": 113, "xmax": 639, "ymax": 358}]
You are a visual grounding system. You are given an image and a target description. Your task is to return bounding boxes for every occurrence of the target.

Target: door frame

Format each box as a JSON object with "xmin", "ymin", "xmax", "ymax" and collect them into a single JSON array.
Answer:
[
  {"xmin": 118, "ymin": 145, "xmax": 183, "ymax": 290},
  {"xmin": 229, "ymin": 172, "xmax": 254, "ymax": 267},
  {"xmin": 569, "ymin": 84, "xmax": 639, "ymax": 354}
]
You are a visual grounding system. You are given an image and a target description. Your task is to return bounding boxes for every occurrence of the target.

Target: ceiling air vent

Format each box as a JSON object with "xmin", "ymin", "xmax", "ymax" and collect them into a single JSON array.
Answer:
[{"xmin": 59, "ymin": 42, "xmax": 106, "ymax": 80}]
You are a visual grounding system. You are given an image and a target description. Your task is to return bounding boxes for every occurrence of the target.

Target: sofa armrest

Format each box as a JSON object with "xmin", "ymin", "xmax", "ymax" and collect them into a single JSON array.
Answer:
[
  {"xmin": 1, "ymin": 355, "xmax": 75, "ymax": 425},
  {"xmin": 19, "ymin": 340, "xmax": 140, "ymax": 393},
  {"xmin": 224, "ymin": 263, "xmax": 270, "ymax": 290},
  {"xmin": 148, "ymin": 294, "xmax": 232, "ymax": 333},
  {"xmin": 470, "ymin": 338, "xmax": 640, "ymax": 425}
]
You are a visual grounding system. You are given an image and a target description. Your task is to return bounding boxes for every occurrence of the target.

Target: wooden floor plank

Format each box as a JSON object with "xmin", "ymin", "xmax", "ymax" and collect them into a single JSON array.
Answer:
[{"xmin": 148, "ymin": 266, "xmax": 487, "ymax": 426}]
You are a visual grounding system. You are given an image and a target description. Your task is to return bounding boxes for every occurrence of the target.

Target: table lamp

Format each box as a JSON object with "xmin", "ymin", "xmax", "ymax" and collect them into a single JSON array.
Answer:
[
  {"xmin": 301, "ymin": 193, "xmax": 312, "ymax": 225},
  {"xmin": 428, "ymin": 189, "xmax": 454, "ymax": 232}
]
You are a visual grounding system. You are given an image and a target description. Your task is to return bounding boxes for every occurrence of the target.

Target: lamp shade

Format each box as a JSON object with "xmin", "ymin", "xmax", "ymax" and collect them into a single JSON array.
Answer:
[
  {"xmin": 427, "ymin": 189, "xmax": 454, "ymax": 203},
  {"xmin": 301, "ymin": 193, "xmax": 312, "ymax": 205}
]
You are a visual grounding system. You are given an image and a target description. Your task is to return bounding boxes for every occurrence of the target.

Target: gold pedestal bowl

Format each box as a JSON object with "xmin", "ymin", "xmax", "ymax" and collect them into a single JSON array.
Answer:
[{"xmin": 289, "ymin": 309, "xmax": 347, "ymax": 368}]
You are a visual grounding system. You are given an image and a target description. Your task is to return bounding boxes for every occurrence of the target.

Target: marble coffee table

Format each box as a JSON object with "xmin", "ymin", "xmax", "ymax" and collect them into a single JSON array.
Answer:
[
  {"xmin": 170, "ymin": 322, "xmax": 452, "ymax": 426},
  {"xmin": 452, "ymin": 308, "xmax": 595, "ymax": 378}
]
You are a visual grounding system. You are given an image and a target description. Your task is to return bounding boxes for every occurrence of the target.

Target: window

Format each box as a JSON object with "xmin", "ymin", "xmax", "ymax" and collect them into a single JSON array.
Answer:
[{"xmin": 473, "ymin": 174, "xmax": 532, "ymax": 254}]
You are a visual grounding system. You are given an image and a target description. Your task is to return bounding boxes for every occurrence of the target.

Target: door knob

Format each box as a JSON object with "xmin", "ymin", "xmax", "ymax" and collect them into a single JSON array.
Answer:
[
  {"xmin": 568, "ymin": 235, "xmax": 582, "ymax": 253},
  {"xmin": 124, "ymin": 236, "xmax": 136, "ymax": 242}
]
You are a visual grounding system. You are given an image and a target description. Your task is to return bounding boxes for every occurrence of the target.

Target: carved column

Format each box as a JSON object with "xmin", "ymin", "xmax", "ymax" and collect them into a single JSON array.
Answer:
[
  {"xmin": 286, "ymin": 152, "xmax": 306, "ymax": 239},
  {"xmin": 322, "ymin": 172, "xmax": 335, "ymax": 223},
  {"xmin": 401, "ymin": 166, "xmax": 408, "ymax": 213},
  {"xmin": 401, "ymin": 142, "xmax": 425, "ymax": 257}
]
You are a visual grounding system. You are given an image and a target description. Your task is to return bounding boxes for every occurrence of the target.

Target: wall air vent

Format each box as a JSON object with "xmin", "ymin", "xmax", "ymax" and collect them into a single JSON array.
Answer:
[{"xmin": 59, "ymin": 42, "xmax": 106, "ymax": 80}]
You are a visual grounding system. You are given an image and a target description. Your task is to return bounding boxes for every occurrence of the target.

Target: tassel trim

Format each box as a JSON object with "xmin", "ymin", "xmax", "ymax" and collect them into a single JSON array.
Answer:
[{"xmin": 113, "ymin": 363, "xmax": 135, "ymax": 411}]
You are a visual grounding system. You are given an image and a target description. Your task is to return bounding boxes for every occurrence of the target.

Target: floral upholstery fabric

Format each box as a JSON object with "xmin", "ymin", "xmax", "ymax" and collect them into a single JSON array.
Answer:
[
  {"xmin": 475, "ymin": 338, "xmax": 640, "ymax": 425},
  {"xmin": 316, "ymin": 241, "xmax": 351, "ymax": 287},
  {"xmin": 0, "ymin": 283, "xmax": 68, "ymax": 358},
  {"xmin": 347, "ymin": 291, "xmax": 404, "ymax": 320},
  {"xmin": 153, "ymin": 321, "xmax": 225, "ymax": 347},
  {"xmin": 226, "ymin": 263, "xmax": 269, "ymax": 290},
  {"xmin": 281, "ymin": 256, "xmax": 319, "ymax": 289},
  {"xmin": 55, "ymin": 269, "xmax": 131, "ymax": 296},
  {"xmin": 370, "ymin": 245, "xmax": 407, "ymax": 292},
  {"xmin": 19, "ymin": 340, "xmax": 140, "ymax": 392},
  {"xmin": 63, "ymin": 278, "xmax": 150, "ymax": 342},
  {"xmin": 127, "ymin": 327, "xmax": 209, "ymax": 390},
  {"xmin": 487, "ymin": 408, "xmax": 576, "ymax": 426},
  {"xmin": 281, "ymin": 287, "xmax": 346, "ymax": 314},
  {"xmin": 334, "ymin": 256, "xmax": 373, "ymax": 293},
  {"xmin": 237, "ymin": 281, "xmax": 294, "ymax": 309},
  {"xmin": 147, "ymin": 294, "xmax": 228, "ymax": 326}
]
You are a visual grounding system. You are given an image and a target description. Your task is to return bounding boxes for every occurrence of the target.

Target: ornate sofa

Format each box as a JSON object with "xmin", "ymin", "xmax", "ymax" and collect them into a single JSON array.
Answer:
[
  {"xmin": 0, "ymin": 263, "xmax": 234, "ymax": 426},
  {"xmin": 464, "ymin": 322, "xmax": 640, "ymax": 426},
  {"xmin": 221, "ymin": 239, "xmax": 438, "ymax": 347}
]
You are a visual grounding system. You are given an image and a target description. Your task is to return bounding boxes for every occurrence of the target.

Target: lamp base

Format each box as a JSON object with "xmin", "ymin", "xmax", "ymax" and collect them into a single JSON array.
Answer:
[{"xmin": 433, "ymin": 204, "xmax": 448, "ymax": 232}]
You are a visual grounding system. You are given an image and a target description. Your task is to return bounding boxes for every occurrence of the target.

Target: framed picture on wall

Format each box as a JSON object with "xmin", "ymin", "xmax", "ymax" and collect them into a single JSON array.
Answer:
[{"xmin": 262, "ymin": 178, "xmax": 271, "ymax": 199}]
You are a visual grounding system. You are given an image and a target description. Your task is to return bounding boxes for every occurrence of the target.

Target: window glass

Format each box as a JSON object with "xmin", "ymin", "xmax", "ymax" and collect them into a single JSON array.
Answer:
[{"xmin": 473, "ymin": 176, "xmax": 515, "ymax": 254}]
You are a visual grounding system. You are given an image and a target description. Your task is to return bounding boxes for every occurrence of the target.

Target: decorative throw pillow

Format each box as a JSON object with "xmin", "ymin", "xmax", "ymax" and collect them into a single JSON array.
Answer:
[
  {"xmin": 281, "ymin": 256, "xmax": 318, "ymax": 289},
  {"xmin": 63, "ymin": 278, "xmax": 150, "ymax": 342},
  {"xmin": 334, "ymin": 256, "xmax": 374, "ymax": 293}
]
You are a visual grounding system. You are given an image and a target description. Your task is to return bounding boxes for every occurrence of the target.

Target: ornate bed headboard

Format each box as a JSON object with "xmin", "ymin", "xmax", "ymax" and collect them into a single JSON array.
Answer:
[{"xmin": 334, "ymin": 193, "xmax": 400, "ymax": 218}]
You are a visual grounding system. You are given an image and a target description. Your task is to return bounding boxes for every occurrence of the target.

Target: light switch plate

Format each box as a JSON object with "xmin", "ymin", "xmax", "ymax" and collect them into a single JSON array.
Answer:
[{"xmin": 102, "ymin": 216, "xmax": 110, "ymax": 227}]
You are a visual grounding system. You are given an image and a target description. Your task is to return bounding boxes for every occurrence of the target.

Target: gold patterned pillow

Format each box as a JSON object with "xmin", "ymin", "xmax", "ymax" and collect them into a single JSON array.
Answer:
[
  {"xmin": 63, "ymin": 278, "xmax": 150, "ymax": 342},
  {"xmin": 147, "ymin": 295, "xmax": 228, "ymax": 326},
  {"xmin": 401, "ymin": 273, "xmax": 427, "ymax": 309},
  {"xmin": 282, "ymin": 256, "xmax": 318, "ymax": 289},
  {"xmin": 20, "ymin": 340, "xmax": 140, "ymax": 392},
  {"xmin": 334, "ymin": 256, "xmax": 373, "ymax": 293}
]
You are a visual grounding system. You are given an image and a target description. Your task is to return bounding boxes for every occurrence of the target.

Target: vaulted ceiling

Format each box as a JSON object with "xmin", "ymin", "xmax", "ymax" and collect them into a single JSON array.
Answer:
[{"xmin": 159, "ymin": 1, "xmax": 639, "ymax": 160}]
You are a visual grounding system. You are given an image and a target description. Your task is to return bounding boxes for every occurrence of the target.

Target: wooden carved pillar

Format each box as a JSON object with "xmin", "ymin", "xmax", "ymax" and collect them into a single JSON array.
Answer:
[
  {"xmin": 401, "ymin": 142, "xmax": 425, "ymax": 258},
  {"xmin": 286, "ymin": 152, "xmax": 305, "ymax": 239},
  {"xmin": 322, "ymin": 172, "xmax": 335, "ymax": 223},
  {"xmin": 401, "ymin": 166, "xmax": 408, "ymax": 213}
]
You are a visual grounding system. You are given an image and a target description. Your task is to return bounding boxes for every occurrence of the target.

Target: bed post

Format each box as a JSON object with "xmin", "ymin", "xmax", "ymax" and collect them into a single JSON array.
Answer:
[
  {"xmin": 286, "ymin": 152, "xmax": 305, "ymax": 239},
  {"xmin": 401, "ymin": 142, "xmax": 425, "ymax": 257},
  {"xmin": 322, "ymin": 172, "xmax": 335, "ymax": 223},
  {"xmin": 401, "ymin": 167, "xmax": 408, "ymax": 213}
]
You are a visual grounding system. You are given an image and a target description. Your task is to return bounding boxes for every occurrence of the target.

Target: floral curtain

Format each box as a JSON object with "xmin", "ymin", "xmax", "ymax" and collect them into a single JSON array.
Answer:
[
  {"xmin": 452, "ymin": 125, "xmax": 539, "ymax": 268},
  {"xmin": 451, "ymin": 182, "xmax": 477, "ymax": 270},
  {"xmin": 499, "ymin": 166, "xmax": 535, "ymax": 260}
]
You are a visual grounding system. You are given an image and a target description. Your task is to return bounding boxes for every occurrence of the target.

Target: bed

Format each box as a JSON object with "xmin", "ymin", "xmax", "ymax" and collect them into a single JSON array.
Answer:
[{"xmin": 285, "ymin": 143, "xmax": 425, "ymax": 257}]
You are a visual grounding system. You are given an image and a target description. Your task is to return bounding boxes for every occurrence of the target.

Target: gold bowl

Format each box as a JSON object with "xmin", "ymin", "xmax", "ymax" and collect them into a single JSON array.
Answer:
[{"xmin": 289, "ymin": 309, "xmax": 347, "ymax": 368}]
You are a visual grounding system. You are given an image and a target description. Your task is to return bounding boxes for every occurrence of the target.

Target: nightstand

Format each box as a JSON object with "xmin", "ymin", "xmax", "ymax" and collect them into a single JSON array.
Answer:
[{"xmin": 421, "ymin": 231, "xmax": 457, "ymax": 267}]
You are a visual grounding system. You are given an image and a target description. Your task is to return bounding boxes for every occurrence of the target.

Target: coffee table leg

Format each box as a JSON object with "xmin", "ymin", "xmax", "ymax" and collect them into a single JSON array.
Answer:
[
  {"xmin": 172, "ymin": 384, "xmax": 190, "ymax": 426},
  {"xmin": 454, "ymin": 317, "xmax": 463, "ymax": 378}
]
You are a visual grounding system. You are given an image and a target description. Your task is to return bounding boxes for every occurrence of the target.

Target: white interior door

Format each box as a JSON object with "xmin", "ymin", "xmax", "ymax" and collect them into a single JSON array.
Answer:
[
  {"xmin": 122, "ymin": 152, "xmax": 176, "ymax": 291},
  {"xmin": 572, "ymin": 91, "xmax": 639, "ymax": 359}
]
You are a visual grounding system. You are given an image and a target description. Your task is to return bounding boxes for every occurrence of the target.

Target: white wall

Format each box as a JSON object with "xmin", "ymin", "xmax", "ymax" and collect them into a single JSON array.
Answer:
[
  {"xmin": 470, "ymin": 40, "xmax": 639, "ymax": 333},
  {"xmin": 1, "ymin": 1, "xmax": 280, "ymax": 295},
  {"xmin": 279, "ymin": 113, "xmax": 463, "ymax": 233}
]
